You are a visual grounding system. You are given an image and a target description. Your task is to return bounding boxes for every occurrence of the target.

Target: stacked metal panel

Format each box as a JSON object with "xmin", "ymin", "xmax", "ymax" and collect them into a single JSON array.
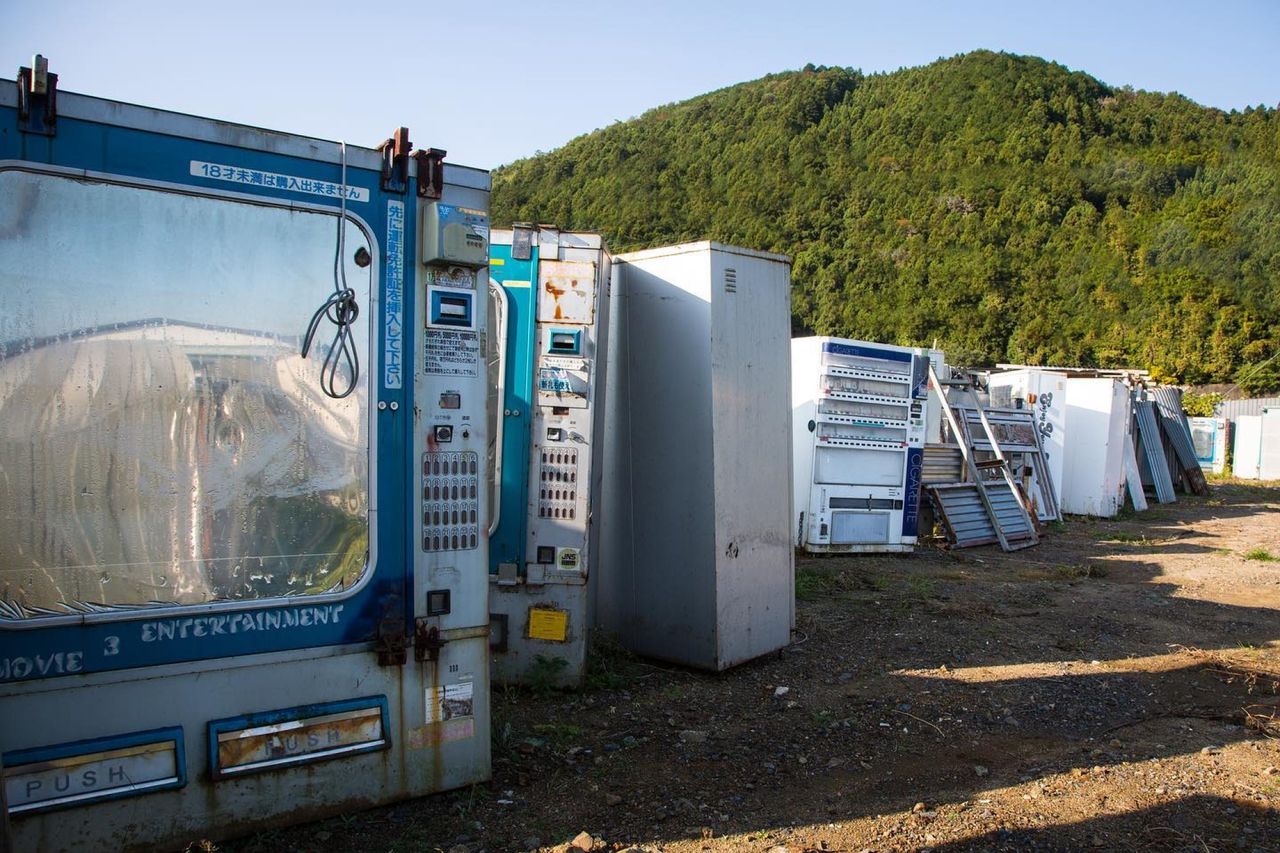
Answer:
[
  {"xmin": 929, "ymin": 482, "xmax": 1036, "ymax": 548},
  {"xmin": 1134, "ymin": 400, "xmax": 1177, "ymax": 504},
  {"xmin": 1150, "ymin": 387, "xmax": 1210, "ymax": 495},
  {"xmin": 951, "ymin": 406, "xmax": 1061, "ymax": 522}
]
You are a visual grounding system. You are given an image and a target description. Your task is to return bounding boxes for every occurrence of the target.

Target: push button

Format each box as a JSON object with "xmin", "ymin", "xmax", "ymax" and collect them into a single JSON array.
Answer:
[{"xmin": 433, "ymin": 425, "xmax": 453, "ymax": 443}]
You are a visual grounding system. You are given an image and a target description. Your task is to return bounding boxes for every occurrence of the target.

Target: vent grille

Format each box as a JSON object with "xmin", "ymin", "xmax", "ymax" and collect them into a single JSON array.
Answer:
[{"xmin": 724, "ymin": 268, "xmax": 737, "ymax": 293}]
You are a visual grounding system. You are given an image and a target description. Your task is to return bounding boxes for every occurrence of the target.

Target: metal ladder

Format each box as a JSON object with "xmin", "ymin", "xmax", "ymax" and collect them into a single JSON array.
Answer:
[{"xmin": 928, "ymin": 363, "xmax": 1039, "ymax": 551}]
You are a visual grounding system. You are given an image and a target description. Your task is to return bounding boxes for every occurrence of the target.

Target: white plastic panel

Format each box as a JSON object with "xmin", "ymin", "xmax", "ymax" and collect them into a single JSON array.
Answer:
[
  {"xmin": 830, "ymin": 511, "xmax": 890, "ymax": 544},
  {"xmin": 1233, "ymin": 416, "xmax": 1262, "ymax": 479},
  {"xmin": 1260, "ymin": 410, "xmax": 1280, "ymax": 480},
  {"xmin": 814, "ymin": 446, "xmax": 905, "ymax": 486}
]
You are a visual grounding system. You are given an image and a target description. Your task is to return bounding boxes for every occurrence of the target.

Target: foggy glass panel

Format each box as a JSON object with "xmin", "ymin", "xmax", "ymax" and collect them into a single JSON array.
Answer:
[{"xmin": 0, "ymin": 170, "xmax": 371, "ymax": 621}]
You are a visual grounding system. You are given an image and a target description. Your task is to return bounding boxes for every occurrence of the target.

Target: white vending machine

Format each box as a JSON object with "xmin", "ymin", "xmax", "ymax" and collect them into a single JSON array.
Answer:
[
  {"xmin": 599, "ymin": 242, "xmax": 794, "ymax": 671},
  {"xmin": 1188, "ymin": 416, "xmax": 1228, "ymax": 474},
  {"xmin": 791, "ymin": 337, "xmax": 930, "ymax": 553},
  {"xmin": 1060, "ymin": 377, "xmax": 1133, "ymax": 516},
  {"xmin": 1233, "ymin": 409, "xmax": 1280, "ymax": 480},
  {"xmin": 987, "ymin": 368, "xmax": 1069, "ymax": 513}
]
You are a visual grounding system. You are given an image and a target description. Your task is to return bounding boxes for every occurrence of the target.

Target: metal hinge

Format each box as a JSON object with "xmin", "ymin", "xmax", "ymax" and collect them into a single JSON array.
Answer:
[
  {"xmin": 413, "ymin": 148, "xmax": 446, "ymax": 200},
  {"xmin": 17, "ymin": 55, "xmax": 57, "ymax": 137},
  {"xmin": 379, "ymin": 127, "xmax": 412, "ymax": 194}
]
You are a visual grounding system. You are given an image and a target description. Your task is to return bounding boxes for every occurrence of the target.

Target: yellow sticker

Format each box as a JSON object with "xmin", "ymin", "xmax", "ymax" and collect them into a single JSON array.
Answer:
[
  {"xmin": 527, "ymin": 607, "xmax": 569, "ymax": 642},
  {"xmin": 489, "ymin": 258, "xmax": 505, "ymax": 266}
]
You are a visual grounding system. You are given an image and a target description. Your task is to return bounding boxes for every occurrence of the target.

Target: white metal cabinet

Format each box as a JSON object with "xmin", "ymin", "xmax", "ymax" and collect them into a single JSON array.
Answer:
[{"xmin": 599, "ymin": 242, "xmax": 793, "ymax": 671}]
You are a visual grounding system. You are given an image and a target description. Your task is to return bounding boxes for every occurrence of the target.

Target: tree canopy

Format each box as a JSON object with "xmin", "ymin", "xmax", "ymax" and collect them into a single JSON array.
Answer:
[{"xmin": 492, "ymin": 51, "xmax": 1280, "ymax": 390}]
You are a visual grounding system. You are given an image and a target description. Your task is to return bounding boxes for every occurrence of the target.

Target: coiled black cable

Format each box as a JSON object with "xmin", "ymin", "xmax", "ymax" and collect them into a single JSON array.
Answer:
[
  {"xmin": 301, "ymin": 286, "xmax": 360, "ymax": 398},
  {"xmin": 302, "ymin": 140, "xmax": 361, "ymax": 399}
]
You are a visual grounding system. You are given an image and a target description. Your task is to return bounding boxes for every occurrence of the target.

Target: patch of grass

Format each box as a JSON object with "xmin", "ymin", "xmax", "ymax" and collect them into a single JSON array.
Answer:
[
  {"xmin": 905, "ymin": 576, "xmax": 938, "ymax": 600},
  {"xmin": 1095, "ymin": 531, "xmax": 1177, "ymax": 546},
  {"xmin": 1045, "ymin": 520, "xmax": 1068, "ymax": 533},
  {"xmin": 527, "ymin": 654, "xmax": 570, "ymax": 695},
  {"xmin": 386, "ymin": 825, "xmax": 436, "ymax": 853},
  {"xmin": 658, "ymin": 683, "xmax": 686, "ymax": 701},
  {"xmin": 530, "ymin": 722, "xmax": 585, "ymax": 745},
  {"xmin": 870, "ymin": 573, "xmax": 892, "ymax": 591},
  {"xmin": 1095, "ymin": 530, "xmax": 1142, "ymax": 542},
  {"xmin": 1017, "ymin": 563, "xmax": 1103, "ymax": 582},
  {"xmin": 585, "ymin": 631, "xmax": 638, "ymax": 691},
  {"xmin": 1054, "ymin": 563, "xmax": 1106, "ymax": 580},
  {"xmin": 795, "ymin": 566, "xmax": 839, "ymax": 600},
  {"xmin": 1243, "ymin": 547, "xmax": 1278, "ymax": 562}
]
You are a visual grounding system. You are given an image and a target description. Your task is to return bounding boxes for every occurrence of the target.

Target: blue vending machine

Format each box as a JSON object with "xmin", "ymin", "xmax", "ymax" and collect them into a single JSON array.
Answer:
[
  {"xmin": 486, "ymin": 226, "xmax": 611, "ymax": 687},
  {"xmin": 0, "ymin": 58, "xmax": 492, "ymax": 850}
]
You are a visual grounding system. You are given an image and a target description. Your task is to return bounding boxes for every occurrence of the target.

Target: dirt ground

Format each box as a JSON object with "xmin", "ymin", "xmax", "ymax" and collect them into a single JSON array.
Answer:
[{"xmin": 221, "ymin": 482, "xmax": 1280, "ymax": 853}]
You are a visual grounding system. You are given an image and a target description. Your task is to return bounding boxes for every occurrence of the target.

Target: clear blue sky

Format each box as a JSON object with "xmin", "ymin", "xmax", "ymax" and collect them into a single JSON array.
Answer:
[{"xmin": 4, "ymin": 1, "xmax": 1277, "ymax": 169}]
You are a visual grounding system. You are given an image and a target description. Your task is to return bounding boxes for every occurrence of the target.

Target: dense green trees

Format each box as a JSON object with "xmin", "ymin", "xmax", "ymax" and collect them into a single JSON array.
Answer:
[{"xmin": 492, "ymin": 51, "xmax": 1280, "ymax": 391}]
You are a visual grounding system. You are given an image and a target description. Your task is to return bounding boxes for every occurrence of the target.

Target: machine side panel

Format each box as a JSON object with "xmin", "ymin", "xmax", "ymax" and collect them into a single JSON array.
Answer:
[
  {"xmin": 709, "ymin": 250, "xmax": 794, "ymax": 668},
  {"xmin": 598, "ymin": 253, "xmax": 717, "ymax": 666},
  {"xmin": 790, "ymin": 338, "xmax": 822, "ymax": 547}
]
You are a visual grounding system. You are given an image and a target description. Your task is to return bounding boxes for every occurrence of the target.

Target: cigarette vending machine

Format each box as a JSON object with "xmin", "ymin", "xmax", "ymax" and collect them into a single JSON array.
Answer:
[
  {"xmin": 0, "ymin": 59, "xmax": 491, "ymax": 851},
  {"xmin": 486, "ymin": 226, "xmax": 611, "ymax": 687},
  {"xmin": 791, "ymin": 337, "xmax": 929, "ymax": 553}
]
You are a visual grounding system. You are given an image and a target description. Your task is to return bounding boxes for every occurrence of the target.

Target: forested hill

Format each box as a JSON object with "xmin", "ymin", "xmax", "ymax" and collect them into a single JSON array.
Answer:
[{"xmin": 491, "ymin": 51, "xmax": 1280, "ymax": 391}]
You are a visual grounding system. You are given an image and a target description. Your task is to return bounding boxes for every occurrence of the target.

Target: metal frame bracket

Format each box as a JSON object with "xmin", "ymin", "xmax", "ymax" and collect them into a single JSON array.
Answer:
[
  {"xmin": 17, "ymin": 55, "xmax": 58, "ymax": 137},
  {"xmin": 413, "ymin": 148, "xmax": 446, "ymax": 199},
  {"xmin": 379, "ymin": 127, "xmax": 412, "ymax": 194}
]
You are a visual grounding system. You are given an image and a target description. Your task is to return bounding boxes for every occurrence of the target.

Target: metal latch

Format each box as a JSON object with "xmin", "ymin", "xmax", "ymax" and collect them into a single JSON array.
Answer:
[
  {"xmin": 413, "ymin": 148, "xmax": 446, "ymax": 200},
  {"xmin": 379, "ymin": 127, "xmax": 412, "ymax": 194},
  {"xmin": 414, "ymin": 619, "xmax": 449, "ymax": 663},
  {"xmin": 17, "ymin": 54, "xmax": 57, "ymax": 137}
]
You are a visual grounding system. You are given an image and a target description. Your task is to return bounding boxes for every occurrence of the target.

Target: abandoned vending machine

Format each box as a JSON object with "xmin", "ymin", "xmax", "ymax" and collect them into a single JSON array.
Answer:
[
  {"xmin": 599, "ymin": 243, "xmax": 793, "ymax": 671},
  {"xmin": 987, "ymin": 368, "xmax": 1068, "ymax": 516},
  {"xmin": 791, "ymin": 337, "xmax": 929, "ymax": 553},
  {"xmin": 0, "ymin": 60, "xmax": 492, "ymax": 851},
  {"xmin": 486, "ymin": 226, "xmax": 611, "ymax": 687}
]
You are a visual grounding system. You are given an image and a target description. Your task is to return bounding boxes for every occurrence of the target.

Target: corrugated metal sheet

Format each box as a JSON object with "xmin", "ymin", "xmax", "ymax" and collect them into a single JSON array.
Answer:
[
  {"xmin": 1150, "ymin": 387, "xmax": 1210, "ymax": 496},
  {"xmin": 1219, "ymin": 396, "xmax": 1280, "ymax": 421},
  {"xmin": 986, "ymin": 481, "xmax": 1035, "ymax": 539},
  {"xmin": 922, "ymin": 443, "xmax": 963, "ymax": 484},
  {"xmin": 928, "ymin": 482, "xmax": 1036, "ymax": 549},
  {"xmin": 1134, "ymin": 401, "xmax": 1177, "ymax": 503},
  {"xmin": 929, "ymin": 484, "xmax": 998, "ymax": 547}
]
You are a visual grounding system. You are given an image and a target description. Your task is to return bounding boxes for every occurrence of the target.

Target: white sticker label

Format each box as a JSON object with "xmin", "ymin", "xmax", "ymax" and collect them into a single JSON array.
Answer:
[
  {"xmin": 426, "ymin": 680, "xmax": 474, "ymax": 723},
  {"xmin": 384, "ymin": 200, "xmax": 405, "ymax": 389},
  {"xmin": 424, "ymin": 329, "xmax": 480, "ymax": 377},
  {"xmin": 190, "ymin": 161, "xmax": 370, "ymax": 202}
]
